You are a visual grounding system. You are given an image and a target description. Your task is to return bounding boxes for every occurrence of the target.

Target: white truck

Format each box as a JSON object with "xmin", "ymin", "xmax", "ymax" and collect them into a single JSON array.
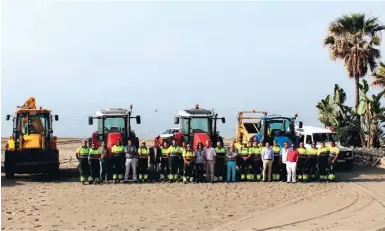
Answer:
[
  {"xmin": 295, "ymin": 126, "xmax": 354, "ymax": 171},
  {"xmin": 159, "ymin": 128, "xmax": 180, "ymax": 139}
]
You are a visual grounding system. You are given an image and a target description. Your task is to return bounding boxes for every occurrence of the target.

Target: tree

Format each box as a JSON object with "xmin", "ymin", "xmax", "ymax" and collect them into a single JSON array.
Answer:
[
  {"xmin": 356, "ymin": 79, "xmax": 385, "ymax": 147},
  {"xmin": 372, "ymin": 61, "xmax": 385, "ymax": 93},
  {"xmin": 324, "ymin": 13, "xmax": 385, "ymax": 109}
]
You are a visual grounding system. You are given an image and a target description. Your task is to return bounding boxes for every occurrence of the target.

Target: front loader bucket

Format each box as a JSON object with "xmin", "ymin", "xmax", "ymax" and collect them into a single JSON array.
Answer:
[{"xmin": 4, "ymin": 149, "xmax": 59, "ymax": 177}]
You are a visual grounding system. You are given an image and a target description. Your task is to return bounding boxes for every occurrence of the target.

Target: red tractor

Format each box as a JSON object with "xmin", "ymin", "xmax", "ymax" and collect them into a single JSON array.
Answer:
[
  {"xmin": 156, "ymin": 105, "xmax": 225, "ymax": 148},
  {"xmin": 88, "ymin": 106, "xmax": 141, "ymax": 150}
]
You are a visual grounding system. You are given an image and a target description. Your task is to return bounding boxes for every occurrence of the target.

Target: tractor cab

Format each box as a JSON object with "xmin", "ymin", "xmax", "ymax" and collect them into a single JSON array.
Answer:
[
  {"xmin": 88, "ymin": 106, "xmax": 141, "ymax": 150},
  {"xmin": 173, "ymin": 104, "xmax": 225, "ymax": 148},
  {"xmin": 259, "ymin": 114, "xmax": 302, "ymax": 147}
]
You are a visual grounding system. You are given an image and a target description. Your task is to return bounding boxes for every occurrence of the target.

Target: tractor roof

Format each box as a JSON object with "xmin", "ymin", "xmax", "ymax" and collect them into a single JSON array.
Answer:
[
  {"xmin": 178, "ymin": 108, "xmax": 214, "ymax": 118},
  {"xmin": 96, "ymin": 108, "xmax": 130, "ymax": 117},
  {"xmin": 15, "ymin": 109, "xmax": 51, "ymax": 114}
]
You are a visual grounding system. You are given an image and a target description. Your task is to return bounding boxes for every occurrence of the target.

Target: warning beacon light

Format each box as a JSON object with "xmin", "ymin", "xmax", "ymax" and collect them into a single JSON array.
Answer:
[{"xmin": 195, "ymin": 104, "xmax": 199, "ymax": 109}]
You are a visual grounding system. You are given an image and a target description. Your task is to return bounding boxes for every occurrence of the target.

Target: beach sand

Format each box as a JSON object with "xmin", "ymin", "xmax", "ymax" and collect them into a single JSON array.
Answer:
[{"xmin": 2, "ymin": 139, "xmax": 385, "ymax": 230}]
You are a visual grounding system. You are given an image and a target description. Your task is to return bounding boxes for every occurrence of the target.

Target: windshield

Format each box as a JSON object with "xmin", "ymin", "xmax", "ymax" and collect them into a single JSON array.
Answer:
[
  {"xmin": 99, "ymin": 117, "xmax": 126, "ymax": 133},
  {"xmin": 181, "ymin": 118, "xmax": 212, "ymax": 136},
  {"xmin": 266, "ymin": 118, "xmax": 292, "ymax": 135},
  {"xmin": 18, "ymin": 114, "xmax": 48, "ymax": 135},
  {"xmin": 313, "ymin": 133, "xmax": 337, "ymax": 142}
]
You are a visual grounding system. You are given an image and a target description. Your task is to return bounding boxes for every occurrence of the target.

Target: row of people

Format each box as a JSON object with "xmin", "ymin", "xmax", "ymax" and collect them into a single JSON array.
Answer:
[{"xmin": 75, "ymin": 138, "xmax": 339, "ymax": 184}]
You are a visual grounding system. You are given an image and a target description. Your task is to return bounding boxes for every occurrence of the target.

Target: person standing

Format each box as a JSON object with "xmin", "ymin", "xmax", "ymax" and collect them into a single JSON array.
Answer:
[
  {"xmin": 203, "ymin": 140, "xmax": 216, "ymax": 183},
  {"xmin": 168, "ymin": 139, "xmax": 181, "ymax": 182},
  {"xmin": 279, "ymin": 142, "xmax": 290, "ymax": 182},
  {"xmin": 138, "ymin": 142, "xmax": 150, "ymax": 182},
  {"xmin": 328, "ymin": 140, "xmax": 340, "ymax": 181},
  {"xmin": 249, "ymin": 141, "xmax": 262, "ymax": 181},
  {"xmin": 194, "ymin": 142, "xmax": 205, "ymax": 183},
  {"xmin": 271, "ymin": 141, "xmax": 281, "ymax": 181},
  {"xmin": 149, "ymin": 140, "xmax": 162, "ymax": 182},
  {"xmin": 111, "ymin": 140, "xmax": 125, "ymax": 183},
  {"xmin": 88, "ymin": 143, "xmax": 101, "ymax": 183},
  {"xmin": 305, "ymin": 142, "xmax": 318, "ymax": 181},
  {"xmin": 124, "ymin": 139, "xmax": 138, "ymax": 182},
  {"xmin": 226, "ymin": 143, "xmax": 238, "ymax": 182},
  {"xmin": 261, "ymin": 142, "xmax": 274, "ymax": 182},
  {"xmin": 214, "ymin": 142, "xmax": 226, "ymax": 181},
  {"xmin": 237, "ymin": 142, "xmax": 250, "ymax": 181},
  {"xmin": 178, "ymin": 142, "xmax": 187, "ymax": 182},
  {"xmin": 297, "ymin": 142, "xmax": 307, "ymax": 181},
  {"xmin": 99, "ymin": 141, "xmax": 110, "ymax": 182},
  {"xmin": 160, "ymin": 142, "xmax": 170, "ymax": 182},
  {"xmin": 286, "ymin": 144, "xmax": 299, "ymax": 183},
  {"xmin": 317, "ymin": 142, "xmax": 329, "ymax": 181},
  {"xmin": 75, "ymin": 140, "xmax": 91, "ymax": 184},
  {"xmin": 182, "ymin": 144, "xmax": 195, "ymax": 183}
]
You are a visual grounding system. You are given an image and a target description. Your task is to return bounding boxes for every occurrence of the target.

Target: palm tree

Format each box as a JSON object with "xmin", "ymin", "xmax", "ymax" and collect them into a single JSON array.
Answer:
[
  {"xmin": 324, "ymin": 13, "xmax": 385, "ymax": 109},
  {"xmin": 372, "ymin": 61, "xmax": 385, "ymax": 92}
]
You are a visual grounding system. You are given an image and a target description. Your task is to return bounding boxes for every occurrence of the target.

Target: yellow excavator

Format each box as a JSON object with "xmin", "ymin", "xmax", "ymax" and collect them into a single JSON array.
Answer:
[{"xmin": 4, "ymin": 97, "xmax": 60, "ymax": 178}]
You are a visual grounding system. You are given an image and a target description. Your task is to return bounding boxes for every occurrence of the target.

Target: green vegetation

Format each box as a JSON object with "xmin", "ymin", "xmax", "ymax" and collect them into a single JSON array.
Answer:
[{"xmin": 320, "ymin": 13, "xmax": 385, "ymax": 148}]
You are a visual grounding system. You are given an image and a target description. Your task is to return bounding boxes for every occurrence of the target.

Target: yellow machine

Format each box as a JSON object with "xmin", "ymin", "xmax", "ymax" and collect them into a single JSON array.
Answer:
[
  {"xmin": 236, "ymin": 110, "xmax": 267, "ymax": 144},
  {"xmin": 4, "ymin": 97, "xmax": 60, "ymax": 178}
]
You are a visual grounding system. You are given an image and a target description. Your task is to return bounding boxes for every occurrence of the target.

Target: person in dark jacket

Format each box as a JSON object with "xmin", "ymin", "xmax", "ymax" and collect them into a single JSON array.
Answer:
[{"xmin": 149, "ymin": 140, "xmax": 162, "ymax": 181}]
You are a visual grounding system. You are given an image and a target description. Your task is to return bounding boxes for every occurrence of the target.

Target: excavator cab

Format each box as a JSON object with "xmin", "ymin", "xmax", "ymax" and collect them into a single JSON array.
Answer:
[{"xmin": 4, "ymin": 97, "xmax": 60, "ymax": 178}]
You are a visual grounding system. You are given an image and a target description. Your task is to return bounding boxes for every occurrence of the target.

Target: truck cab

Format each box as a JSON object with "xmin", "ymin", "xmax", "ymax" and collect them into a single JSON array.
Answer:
[
  {"xmin": 88, "ymin": 106, "xmax": 141, "ymax": 150},
  {"xmin": 173, "ymin": 105, "xmax": 225, "ymax": 148},
  {"xmin": 295, "ymin": 126, "xmax": 354, "ymax": 170}
]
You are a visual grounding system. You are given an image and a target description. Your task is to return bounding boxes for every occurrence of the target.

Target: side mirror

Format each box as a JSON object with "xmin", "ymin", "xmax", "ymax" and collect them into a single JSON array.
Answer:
[
  {"xmin": 6, "ymin": 115, "xmax": 10, "ymax": 121},
  {"xmin": 136, "ymin": 115, "xmax": 141, "ymax": 124},
  {"xmin": 88, "ymin": 116, "xmax": 93, "ymax": 125},
  {"xmin": 54, "ymin": 115, "xmax": 59, "ymax": 121},
  {"xmin": 221, "ymin": 117, "xmax": 226, "ymax": 123},
  {"xmin": 174, "ymin": 117, "xmax": 179, "ymax": 124},
  {"xmin": 299, "ymin": 121, "xmax": 303, "ymax": 128}
]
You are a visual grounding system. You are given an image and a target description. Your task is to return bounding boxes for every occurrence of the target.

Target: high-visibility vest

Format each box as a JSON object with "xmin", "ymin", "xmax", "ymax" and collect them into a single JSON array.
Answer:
[
  {"xmin": 306, "ymin": 148, "xmax": 318, "ymax": 157},
  {"xmin": 77, "ymin": 146, "xmax": 90, "ymax": 158},
  {"xmin": 235, "ymin": 143, "xmax": 242, "ymax": 150},
  {"xmin": 161, "ymin": 147, "xmax": 170, "ymax": 157},
  {"xmin": 272, "ymin": 146, "xmax": 281, "ymax": 154},
  {"xmin": 183, "ymin": 150, "xmax": 194, "ymax": 160},
  {"xmin": 168, "ymin": 146, "xmax": 181, "ymax": 156},
  {"xmin": 112, "ymin": 145, "xmax": 125, "ymax": 155},
  {"xmin": 215, "ymin": 147, "xmax": 226, "ymax": 157},
  {"xmin": 138, "ymin": 147, "xmax": 149, "ymax": 157},
  {"xmin": 329, "ymin": 147, "xmax": 340, "ymax": 156},
  {"xmin": 238, "ymin": 148, "xmax": 249, "ymax": 156},
  {"xmin": 318, "ymin": 147, "xmax": 329, "ymax": 156},
  {"xmin": 249, "ymin": 147, "xmax": 261, "ymax": 155},
  {"xmin": 89, "ymin": 148, "xmax": 101, "ymax": 159}
]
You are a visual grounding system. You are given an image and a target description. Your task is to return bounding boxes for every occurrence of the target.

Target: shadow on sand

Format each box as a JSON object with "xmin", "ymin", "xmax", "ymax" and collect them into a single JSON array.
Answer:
[{"xmin": 337, "ymin": 166, "xmax": 385, "ymax": 183}]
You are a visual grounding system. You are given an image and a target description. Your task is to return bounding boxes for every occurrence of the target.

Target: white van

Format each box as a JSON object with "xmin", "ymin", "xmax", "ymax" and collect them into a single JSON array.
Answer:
[{"xmin": 295, "ymin": 126, "xmax": 354, "ymax": 170}]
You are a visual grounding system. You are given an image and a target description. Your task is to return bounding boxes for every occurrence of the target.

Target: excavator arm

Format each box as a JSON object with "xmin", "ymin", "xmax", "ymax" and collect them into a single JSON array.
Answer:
[{"xmin": 20, "ymin": 97, "xmax": 36, "ymax": 109}]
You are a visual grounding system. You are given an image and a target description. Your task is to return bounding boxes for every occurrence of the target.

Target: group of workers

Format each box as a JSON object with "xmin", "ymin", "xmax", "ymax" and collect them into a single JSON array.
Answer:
[{"xmin": 75, "ymin": 137, "xmax": 340, "ymax": 184}]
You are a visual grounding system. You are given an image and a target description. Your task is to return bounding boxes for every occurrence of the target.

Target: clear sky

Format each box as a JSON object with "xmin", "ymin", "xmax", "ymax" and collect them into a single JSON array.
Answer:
[{"xmin": 2, "ymin": 1, "xmax": 385, "ymax": 138}]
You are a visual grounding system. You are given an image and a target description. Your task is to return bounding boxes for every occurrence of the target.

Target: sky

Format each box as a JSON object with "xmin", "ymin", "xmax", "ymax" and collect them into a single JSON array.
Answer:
[{"xmin": 1, "ymin": 1, "xmax": 385, "ymax": 138}]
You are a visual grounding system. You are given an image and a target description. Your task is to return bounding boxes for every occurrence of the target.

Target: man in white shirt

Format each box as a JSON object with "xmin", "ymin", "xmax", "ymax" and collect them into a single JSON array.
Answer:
[
  {"xmin": 203, "ymin": 140, "xmax": 216, "ymax": 183},
  {"xmin": 261, "ymin": 142, "xmax": 274, "ymax": 182},
  {"xmin": 279, "ymin": 142, "xmax": 290, "ymax": 182}
]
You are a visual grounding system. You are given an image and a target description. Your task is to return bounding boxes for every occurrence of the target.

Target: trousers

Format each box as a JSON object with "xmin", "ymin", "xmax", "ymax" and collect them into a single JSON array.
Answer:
[
  {"xmin": 215, "ymin": 156, "xmax": 225, "ymax": 181},
  {"xmin": 195, "ymin": 163, "xmax": 205, "ymax": 183},
  {"xmin": 160, "ymin": 158, "xmax": 170, "ymax": 179},
  {"xmin": 124, "ymin": 158, "xmax": 138, "ymax": 181},
  {"xmin": 100, "ymin": 159, "xmax": 109, "ymax": 181},
  {"xmin": 78, "ymin": 158, "xmax": 90, "ymax": 182},
  {"xmin": 318, "ymin": 155, "xmax": 329, "ymax": 176},
  {"xmin": 252, "ymin": 156, "xmax": 262, "ymax": 175},
  {"xmin": 89, "ymin": 159, "xmax": 100, "ymax": 180},
  {"xmin": 226, "ymin": 160, "xmax": 236, "ymax": 182},
  {"xmin": 206, "ymin": 160, "xmax": 215, "ymax": 182},
  {"xmin": 183, "ymin": 162, "xmax": 194, "ymax": 181},
  {"xmin": 169, "ymin": 156, "xmax": 179, "ymax": 180},
  {"xmin": 286, "ymin": 162, "xmax": 297, "ymax": 182},
  {"xmin": 111, "ymin": 155, "xmax": 125, "ymax": 180},
  {"xmin": 297, "ymin": 157, "xmax": 306, "ymax": 176},
  {"xmin": 150, "ymin": 162, "xmax": 161, "ymax": 180},
  {"xmin": 263, "ymin": 160, "xmax": 273, "ymax": 181},
  {"xmin": 138, "ymin": 157, "xmax": 149, "ymax": 179},
  {"xmin": 306, "ymin": 156, "xmax": 317, "ymax": 177}
]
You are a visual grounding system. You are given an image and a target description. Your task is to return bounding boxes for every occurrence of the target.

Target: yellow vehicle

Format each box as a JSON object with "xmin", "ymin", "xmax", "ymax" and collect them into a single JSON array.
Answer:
[
  {"xmin": 4, "ymin": 97, "xmax": 59, "ymax": 178},
  {"xmin": 236, "ymin": 110, "xmax": 267, "ymax": 144}
]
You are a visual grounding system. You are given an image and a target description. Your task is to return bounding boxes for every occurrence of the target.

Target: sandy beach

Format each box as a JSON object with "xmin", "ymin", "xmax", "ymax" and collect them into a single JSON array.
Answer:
[{"xmin": 2, "ymin": 139, "xmax": 385, "ymax": 231}]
